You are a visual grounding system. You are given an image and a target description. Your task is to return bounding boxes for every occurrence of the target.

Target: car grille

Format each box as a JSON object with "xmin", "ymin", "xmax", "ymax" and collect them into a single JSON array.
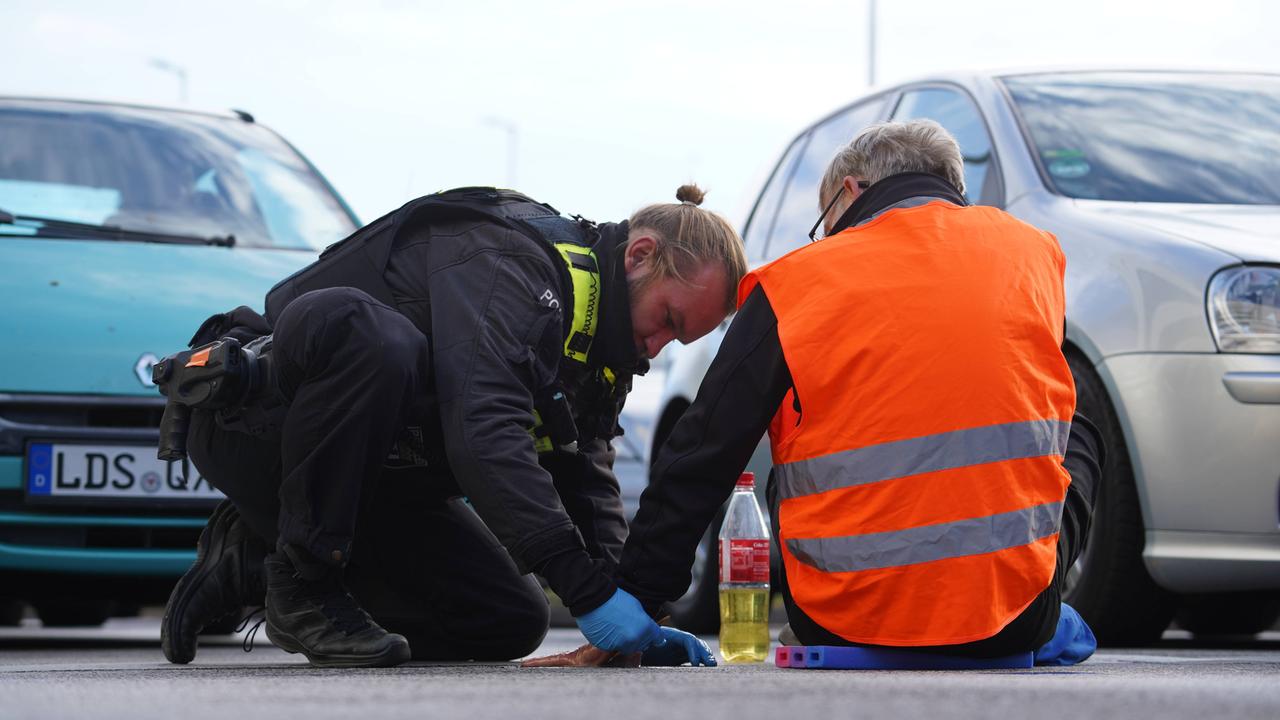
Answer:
[
  {"xmin": 0, "ymin": 394, "xmax": 165, "ymax": 429},
  {"xmin": 0, "ymin": 393, "xmax": 215, "ymax": 520},
  {"xmin": 0, "ymin": 393, "xmax": 163, "ymax": 454},
  {"xmin": 0, "ymin": 522, "xmax": 201, "ymax": 550}
]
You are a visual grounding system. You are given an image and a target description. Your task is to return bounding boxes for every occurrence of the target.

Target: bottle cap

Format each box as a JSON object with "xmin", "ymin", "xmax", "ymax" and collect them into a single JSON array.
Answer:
[{"xmin": 735, "ymin": 472, "xmax": 755, "ymax": 489}]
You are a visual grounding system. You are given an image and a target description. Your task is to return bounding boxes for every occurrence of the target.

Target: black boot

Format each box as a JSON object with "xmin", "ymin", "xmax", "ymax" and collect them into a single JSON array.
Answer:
[
  {"xmin": 162, "ymin": 500, "xmax": 268, "ymax": 664},
  {"xmin": 264, "ymin": 545, "xmax": 410, "ymax": 668}
]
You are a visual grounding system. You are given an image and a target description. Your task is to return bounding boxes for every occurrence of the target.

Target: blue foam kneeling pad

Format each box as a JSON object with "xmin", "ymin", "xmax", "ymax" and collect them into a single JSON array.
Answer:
[{"xmin": 775, "ymin": 645, "xmax": 1034, "ymax": 670}]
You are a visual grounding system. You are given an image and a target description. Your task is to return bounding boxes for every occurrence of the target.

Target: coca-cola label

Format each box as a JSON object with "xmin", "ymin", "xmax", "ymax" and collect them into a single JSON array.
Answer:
[{"xmin": 719, "ymin": 538, "xmax": 769, "ymax": 584}]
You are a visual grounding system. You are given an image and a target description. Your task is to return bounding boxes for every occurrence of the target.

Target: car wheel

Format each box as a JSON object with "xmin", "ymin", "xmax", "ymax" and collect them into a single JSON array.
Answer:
[
  {"xmin": 34, "ymin": 598, "xmax": 116, "ymax": 627},
  {"xmin": 111, "ymin": 602, "xmax": 141, "ymax": 618},
  {"xmin": 0, "ymin": 599, "xmax": 25, "ymax": 626},
  {"xmin": 1176, "ymin": 591, "xmax": 1280, "ymax": 637},
  {"xmin": 650, "ymin": 399, "xmax": 721, "ymax": 634},
  {"xmin": 1063, "ymin": 351, "xmax": 1176, "ymax": 644},
  {"xmin": 664, "ymin": 517, "xmax": 723, "ymax": 634}
]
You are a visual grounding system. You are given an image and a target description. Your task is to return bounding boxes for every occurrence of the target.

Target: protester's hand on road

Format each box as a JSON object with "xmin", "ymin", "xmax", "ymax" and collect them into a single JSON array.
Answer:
[
  {"xmin": 642, "ymin": 627, "xmax": 717, "ymax": 667},
  {"xmin": 520, "ymin": 644, "xmax": 641, "ymax": 668},
  {"xmin": 523, "ymin": 626, "xmax": 714, "ymax": 668},
  {"xmin": 574, "ymin": 588, "xmax": 662, "ymax": 654}
]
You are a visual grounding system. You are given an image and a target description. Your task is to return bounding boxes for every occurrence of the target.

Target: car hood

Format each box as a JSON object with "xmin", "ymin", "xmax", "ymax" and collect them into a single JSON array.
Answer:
[
  {"xmin": 0, "ymin": 237, "xmax": 314, "ymax": 396},
  {"xmin": 1074, "ymin": 200, "xmax": 1280, "ymax": 262}
]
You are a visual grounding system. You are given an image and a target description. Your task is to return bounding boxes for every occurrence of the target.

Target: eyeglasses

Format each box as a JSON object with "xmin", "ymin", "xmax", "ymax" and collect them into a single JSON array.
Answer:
[{"xmin": 808, "ymin": 180, "xmax": 871, "ymax": 242}]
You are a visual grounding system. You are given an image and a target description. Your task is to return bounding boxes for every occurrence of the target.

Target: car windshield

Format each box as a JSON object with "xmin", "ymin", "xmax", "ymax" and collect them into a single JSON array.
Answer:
[
  {"xmin": 0, "ymin": 100, "xmax": 357, "ymax": 249},
  {"xmin": 1001, "ymin": 73, "xmax": 1280, "ymax": 205}
]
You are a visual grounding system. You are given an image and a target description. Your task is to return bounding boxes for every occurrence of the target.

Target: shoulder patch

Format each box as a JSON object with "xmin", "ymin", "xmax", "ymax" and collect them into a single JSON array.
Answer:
[{"xmin": 538, "ymin": 287, "xmax": 561, "ymax": 310}]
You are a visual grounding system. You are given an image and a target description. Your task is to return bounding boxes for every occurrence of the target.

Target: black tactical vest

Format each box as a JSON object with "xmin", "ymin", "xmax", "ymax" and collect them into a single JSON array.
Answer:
[
  {"xmin": 267, "ymin": 187, "xmax": 587, "ymax": 334},
  {"xmin": 263, "ymin": 187, "xmax": 622, "ymax": 451}
]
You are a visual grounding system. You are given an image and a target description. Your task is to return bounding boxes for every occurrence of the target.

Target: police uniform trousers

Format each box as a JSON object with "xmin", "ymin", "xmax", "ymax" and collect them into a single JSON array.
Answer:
[{"xmin": 187, "ymin": 287, "xmax": 549, "ymax": 660}]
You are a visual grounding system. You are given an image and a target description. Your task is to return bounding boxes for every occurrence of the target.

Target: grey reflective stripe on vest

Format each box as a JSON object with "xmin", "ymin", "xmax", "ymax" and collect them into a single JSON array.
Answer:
[
  {"xmin": 775, "ymin": 419, "xmax": 1071, "ymax": 500},
  {"xmin": 786, "ymin": 501, "xmax": 1063, "ymax": 573}
]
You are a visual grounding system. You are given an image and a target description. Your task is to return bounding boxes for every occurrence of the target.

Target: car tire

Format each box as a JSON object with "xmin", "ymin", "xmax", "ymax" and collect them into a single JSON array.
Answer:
[
  {"xmin": 35, "ymin": 598, "xmax": 116, "ymax": 628},
  {"xmin": 111, "ymin": 602, "xmax": 141, "ymax": 618},
  {"xmin": 1063, "ymin": 351, "xmax": 1176, "ymax": 644},
  {"xmin": 0, "ymin": 599, "xmax": 25, "ymax": 626},
  {"xmin": 650, "ymin": 399, "xmax": 721, "ymax": 634},
  {"xmin": 664, "ymin": 518, "xmax": 723, "ymax": 634},
  {"xmin": 1176, "ymin": 591, "xmax": 1280, "ymax": 637}
]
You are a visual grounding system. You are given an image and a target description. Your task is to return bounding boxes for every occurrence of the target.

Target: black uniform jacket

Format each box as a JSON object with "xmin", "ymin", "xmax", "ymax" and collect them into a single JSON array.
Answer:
[{"xmin": 379, "ymin": 213, "xmax": 643, "ymax": 616}]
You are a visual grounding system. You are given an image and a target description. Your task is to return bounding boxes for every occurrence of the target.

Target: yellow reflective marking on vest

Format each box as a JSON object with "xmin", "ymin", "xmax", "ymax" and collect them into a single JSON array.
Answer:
[
  {"xmin": 529, "ymin": 243, "xmax": 601, "ymax": 454},
  {"xmin": 528, "ymin": 409, "xmax": 554, "ymax": 454},
  {"xmin": 554, "ymin": 243, "xmax": 601, "ymax": 364}
]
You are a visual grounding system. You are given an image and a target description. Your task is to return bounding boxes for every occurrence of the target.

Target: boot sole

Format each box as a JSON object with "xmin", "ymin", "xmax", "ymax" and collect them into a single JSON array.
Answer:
[
  {"xmin": 161, "ymin": 501, "xmax": 236, "ymax": 664},
  {"xmin": 265, "ymin": 625, "xmax": 411, "ymax": 668}
]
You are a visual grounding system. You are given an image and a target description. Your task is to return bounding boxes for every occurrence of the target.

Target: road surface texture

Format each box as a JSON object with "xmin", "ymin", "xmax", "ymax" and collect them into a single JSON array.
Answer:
[{"xmin": 2, "ymin": 619, "xmax": 1278, "ymax": 720}]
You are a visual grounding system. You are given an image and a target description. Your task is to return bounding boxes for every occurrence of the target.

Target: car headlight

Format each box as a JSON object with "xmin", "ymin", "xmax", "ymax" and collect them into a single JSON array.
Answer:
[{"xmin": 1208, "ymin": 265, "xmax": 1280, "ymax": 353}]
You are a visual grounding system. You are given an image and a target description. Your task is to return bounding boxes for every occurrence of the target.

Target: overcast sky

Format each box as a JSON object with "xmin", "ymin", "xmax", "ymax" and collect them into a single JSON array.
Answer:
[{"xmin": 4, "ymin": 0, "xmax": 1278, "ymax": 226}]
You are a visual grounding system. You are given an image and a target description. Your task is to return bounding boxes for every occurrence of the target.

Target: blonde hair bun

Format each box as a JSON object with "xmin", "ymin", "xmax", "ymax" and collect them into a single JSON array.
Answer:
[
  {"xmin": 675, "ymin": 184, "xmax": 706, "ymax": 206},
  {"xmin": 629, "ymin": 183, "xmax": 748, "ymax": 314}
]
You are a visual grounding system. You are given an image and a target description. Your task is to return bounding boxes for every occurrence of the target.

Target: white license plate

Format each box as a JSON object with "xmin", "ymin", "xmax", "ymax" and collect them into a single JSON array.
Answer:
[{"xmin": 25, "ymin": 442, "xmax": 224, "ymax": 502}]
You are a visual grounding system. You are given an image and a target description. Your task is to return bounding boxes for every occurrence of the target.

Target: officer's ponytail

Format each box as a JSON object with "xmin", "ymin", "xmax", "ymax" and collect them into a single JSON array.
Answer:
[
  {"xmin": 629, "ymin": 184, "xmax": 748, "ymax": 314},
  {"xmin": 675, "ymin": 184, "xmax": 706, "ymax": 205}
]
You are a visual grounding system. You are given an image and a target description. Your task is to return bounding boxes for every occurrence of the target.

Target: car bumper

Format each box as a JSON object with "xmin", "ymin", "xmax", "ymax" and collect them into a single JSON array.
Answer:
[
  {"xmin": 0, "ymin": 504, "xmax": 202, "ymax": 576},
  {"xmin": 1, "ymin": 403, "xmax": 206, "ymax": 578},
  {"xmin": 1099, "ymin": 352, "xmax": 1280, "ymax": 593}
]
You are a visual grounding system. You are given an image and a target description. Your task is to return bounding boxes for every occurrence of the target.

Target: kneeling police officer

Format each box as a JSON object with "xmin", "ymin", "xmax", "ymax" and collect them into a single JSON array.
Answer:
[{"xmin": 155, "ymin": 185, "xmax": 745, "ymax": 667}]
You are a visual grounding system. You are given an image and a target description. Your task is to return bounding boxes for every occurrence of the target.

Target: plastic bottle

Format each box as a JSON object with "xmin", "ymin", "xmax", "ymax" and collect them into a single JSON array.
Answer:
[{"xmin": 718, "ymin": 471, "xmax": 771, "ymax": 663}]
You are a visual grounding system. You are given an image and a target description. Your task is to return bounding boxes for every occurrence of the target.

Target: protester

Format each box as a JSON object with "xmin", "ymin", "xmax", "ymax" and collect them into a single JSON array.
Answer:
[{"xmin": 615, "ymin": 121, "xmax": 1102, "ymax": 663}]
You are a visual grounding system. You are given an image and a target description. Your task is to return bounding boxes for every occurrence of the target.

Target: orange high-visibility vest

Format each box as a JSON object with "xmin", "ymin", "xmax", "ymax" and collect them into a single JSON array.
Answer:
[{"xmin": 739, "ymin": 200, "xmax": 1075, "ymax": 646}]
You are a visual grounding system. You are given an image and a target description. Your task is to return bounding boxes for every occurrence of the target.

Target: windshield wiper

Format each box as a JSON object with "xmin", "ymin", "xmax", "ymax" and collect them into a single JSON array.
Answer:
[{"xmin": 0, "ymin": 208, "xmax": 235, "ymax": 247}]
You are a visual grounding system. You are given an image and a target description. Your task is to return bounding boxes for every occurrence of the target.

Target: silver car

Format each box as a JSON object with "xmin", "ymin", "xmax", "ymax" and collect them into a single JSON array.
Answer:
[{"xmin": 642, "ymin": 70, "xmax": 1280, "ymax": 642}]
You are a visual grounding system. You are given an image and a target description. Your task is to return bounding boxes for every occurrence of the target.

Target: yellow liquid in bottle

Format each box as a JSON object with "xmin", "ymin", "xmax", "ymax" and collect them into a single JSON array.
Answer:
[{"xmin": 718, "ymin": 586, "xmax": 770, "ymax": 663}]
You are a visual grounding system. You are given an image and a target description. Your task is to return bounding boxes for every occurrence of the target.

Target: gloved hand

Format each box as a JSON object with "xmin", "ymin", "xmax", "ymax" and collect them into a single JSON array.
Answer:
[
  {"xmin": 641, "ymin": 627, "xmax": 717, "ymax": 667},
  {"xmin": 575, "ymin": 588, "xmax": 662, "ymax": 654}
]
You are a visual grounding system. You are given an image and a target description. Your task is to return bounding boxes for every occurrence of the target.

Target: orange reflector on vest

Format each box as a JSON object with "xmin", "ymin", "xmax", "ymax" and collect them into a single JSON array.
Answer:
[{"xmin": 186, "ymin": 347, "xmax": 212, "ymax": 368}]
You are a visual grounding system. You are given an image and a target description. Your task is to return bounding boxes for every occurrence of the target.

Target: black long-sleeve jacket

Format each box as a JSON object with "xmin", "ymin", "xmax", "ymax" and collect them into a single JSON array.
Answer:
[{"xmin": 288, "ymin": 203, "xmax": 643, "ymax": 616}]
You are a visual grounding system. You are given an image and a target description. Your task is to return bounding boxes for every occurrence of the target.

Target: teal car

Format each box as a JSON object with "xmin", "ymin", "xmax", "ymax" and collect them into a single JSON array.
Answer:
[{"xmin": 0, "ymin": 98, "xmax": 358, "ymax": 626}]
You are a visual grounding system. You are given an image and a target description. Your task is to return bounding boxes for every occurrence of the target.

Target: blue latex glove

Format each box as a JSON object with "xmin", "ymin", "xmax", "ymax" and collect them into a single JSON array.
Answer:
[
  {"xmin": 641, "ymin": 627, "xmax": 717, "ymax": 667},
  {"xmin": 575, "ymin": 589, "xmax": 663, "ymax": 654},
  {"xmin": 1034, "ymin": 602, "xmax": 1097, "ymax": 666}
]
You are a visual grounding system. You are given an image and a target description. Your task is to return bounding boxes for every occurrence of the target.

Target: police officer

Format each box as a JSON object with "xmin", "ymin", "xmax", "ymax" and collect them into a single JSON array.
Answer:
[{"xmin": 159, "ymin": 185, "xmax": 746, "ymax": 668}]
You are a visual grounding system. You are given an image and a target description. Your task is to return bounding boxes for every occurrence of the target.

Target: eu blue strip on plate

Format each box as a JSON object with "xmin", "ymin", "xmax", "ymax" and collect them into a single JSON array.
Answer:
[{"xmin": 27, "ymin": 443, "xmax": 53, "ymax": 496}]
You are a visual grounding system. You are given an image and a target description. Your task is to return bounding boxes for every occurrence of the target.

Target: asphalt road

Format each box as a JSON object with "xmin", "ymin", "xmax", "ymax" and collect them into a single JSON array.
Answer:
[{"xmin": 2, "ymin": 619, "xmax": 1279, "ymax": 720}]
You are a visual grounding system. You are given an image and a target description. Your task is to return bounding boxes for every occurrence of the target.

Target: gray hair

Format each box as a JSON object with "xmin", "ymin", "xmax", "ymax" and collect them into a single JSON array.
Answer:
[{"xmin": 819, "ymin": 119, "xmax": 966, "ymax": 205}]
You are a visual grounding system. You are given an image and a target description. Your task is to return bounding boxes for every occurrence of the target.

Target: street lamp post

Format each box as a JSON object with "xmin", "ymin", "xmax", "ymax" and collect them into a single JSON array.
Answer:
[
  {"xmin": 867, "ymin": 0, "xmax": 877, "ymax": 87},
  {"xmin": 149, "ymin": 58, "xmax": 189, "ymax": 104}
]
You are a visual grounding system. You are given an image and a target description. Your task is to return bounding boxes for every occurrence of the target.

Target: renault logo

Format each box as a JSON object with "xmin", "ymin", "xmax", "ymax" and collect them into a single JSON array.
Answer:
[{"xmin": 135, "ymin": 353, "xmax": 159, "ymax": 387}]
